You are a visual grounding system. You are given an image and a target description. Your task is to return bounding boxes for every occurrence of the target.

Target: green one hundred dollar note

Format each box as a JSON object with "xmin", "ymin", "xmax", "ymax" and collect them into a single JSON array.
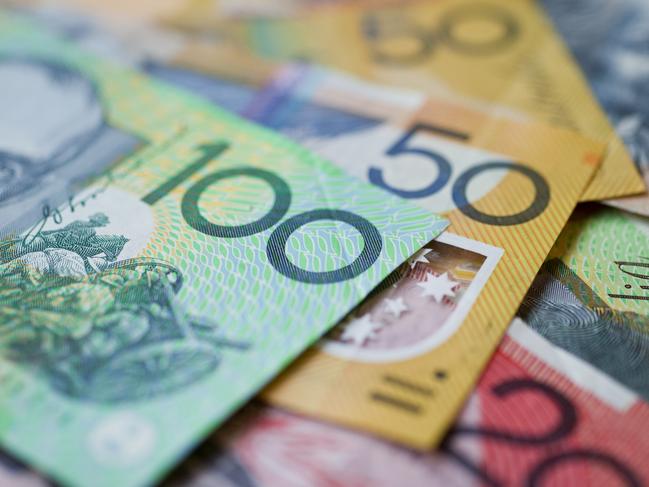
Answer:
[{"xmin": 0, "ymin": 11, "xmax": 447, "ymax": 487}]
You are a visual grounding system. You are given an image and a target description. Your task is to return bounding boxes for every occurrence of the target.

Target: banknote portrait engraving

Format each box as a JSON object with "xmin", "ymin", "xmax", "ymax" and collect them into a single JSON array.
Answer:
[{"xmin": 0, "ymin": 57, "xmax": 141, "ymax": 234}]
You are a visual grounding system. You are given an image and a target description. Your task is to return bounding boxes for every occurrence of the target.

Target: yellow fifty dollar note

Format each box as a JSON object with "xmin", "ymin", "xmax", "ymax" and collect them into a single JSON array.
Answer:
[
  {"xmin": 234, "ymin": 64, "xmax": 604, "ymax": 448},
  {"xmin": 165, "ymin": 0, "xmax": 644, "ymax": 202}
]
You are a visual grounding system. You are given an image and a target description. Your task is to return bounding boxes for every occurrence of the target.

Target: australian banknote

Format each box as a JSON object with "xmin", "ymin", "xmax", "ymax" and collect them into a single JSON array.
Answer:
[
  {"xmin": 541, "ymin": 0, "xmax": 649, "ymax": 216},
  {"xmin": 0, "ymin": 11, "xmax": 447, "ymax": 487},
  {"xmin": 154, "ymin": 0, "xmax": 645, "ymax": 202},
  {"xmin": 19, "ymin": 9, "xmax": 607, "ymax": 446},
  {"xmin": 166, "ymin": 328, "xmax": 649, "ymax": 487}
]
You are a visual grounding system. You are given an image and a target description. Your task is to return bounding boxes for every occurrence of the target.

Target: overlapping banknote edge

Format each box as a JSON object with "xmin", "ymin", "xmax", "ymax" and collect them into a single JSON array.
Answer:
[
  {"xmin": 163, "ymin": 322, "xmax": 649, "ymax": 486},
  {"xmin": 7, "ymin": 3, "xmax": 620, "ymax": 454},
  {"xmin": 8, "ymin": 0, "xmax": 648, "ymax": 468},
  {"xmin": 539, "ymin": 0, "xmax": 649, "ymax": 215},
  {"xmin": 28, "ymin": 0, "xmax": 621, "ymax": 209},
  {"xmin": 194, "ymin": 53, "xmax": 609, "ymax": 450}
]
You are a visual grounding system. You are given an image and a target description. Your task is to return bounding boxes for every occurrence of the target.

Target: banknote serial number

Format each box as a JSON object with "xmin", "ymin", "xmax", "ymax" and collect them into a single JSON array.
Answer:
[{"xmin": 141, "ymin": 142, "xmax": 382, "ymax": 284}]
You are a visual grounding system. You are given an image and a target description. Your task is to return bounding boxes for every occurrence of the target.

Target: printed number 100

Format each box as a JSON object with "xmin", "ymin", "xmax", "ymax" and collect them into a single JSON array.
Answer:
[{"xmin": 142, "ymin": 142, "xmax": 383, "ymax": 284}]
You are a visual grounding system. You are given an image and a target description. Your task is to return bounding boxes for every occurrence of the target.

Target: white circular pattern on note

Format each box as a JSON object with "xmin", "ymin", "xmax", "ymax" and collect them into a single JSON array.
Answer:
[{"xmin": 88, "ymin": 412, "xmax": 156, "ymax": 466}]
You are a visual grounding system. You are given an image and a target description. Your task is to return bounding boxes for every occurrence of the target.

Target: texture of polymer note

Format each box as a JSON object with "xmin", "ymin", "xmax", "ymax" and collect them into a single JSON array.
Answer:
[
  {"xmin": 15, "ymin": 8, "xmax": 622, "ymax": 447},
  {"xmin": 0, "ymin": 12, "xmax": 447, "ymax": 487},
  {"xmin": 541, "ymin": 0, "xmax": 649, "ymax": 216},
  {"xmin": 238, "ymin": 65, "xmax": 601, "ymax": 447},
  {"xmin": 161, "ymin": 0, "xmax": 643, "ymax": 202}
]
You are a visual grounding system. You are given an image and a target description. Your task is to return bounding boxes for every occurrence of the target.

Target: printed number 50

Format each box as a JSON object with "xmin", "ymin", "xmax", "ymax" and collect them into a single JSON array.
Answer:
[{"xmin": 369, "ymin": 123, "xmax": 550, "ymax": 226}]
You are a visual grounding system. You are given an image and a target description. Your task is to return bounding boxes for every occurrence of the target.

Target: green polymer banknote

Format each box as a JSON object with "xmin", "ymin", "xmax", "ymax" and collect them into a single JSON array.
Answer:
[{"xmin": 0, "ymin": 11, "xmax": 447, "ymax": 487}]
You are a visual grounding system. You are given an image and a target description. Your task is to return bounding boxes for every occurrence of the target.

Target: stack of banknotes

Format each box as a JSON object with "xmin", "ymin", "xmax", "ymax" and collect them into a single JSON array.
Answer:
[{"xmin": 0, "ymin": 0, "xmax": 648, "ymax": 485}]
